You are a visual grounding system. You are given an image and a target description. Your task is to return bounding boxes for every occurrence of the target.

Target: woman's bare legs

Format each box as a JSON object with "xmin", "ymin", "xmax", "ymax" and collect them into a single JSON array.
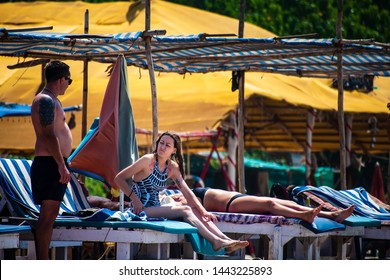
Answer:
[
  {"xmin": 267, "ymin": 197, "xmax": 354, "ymax": 223},
  {"xmin": 229, "ymin": 196, "xmax": 323, "ymax": 224},
  {"xmin": 190, "ymin": 207, "xmax": 249, "ymax": 252},
  {"xmin": 145, "ymin": 205, "xmax": 248, "ymax": 252},
  {"xmin": 229, "ymin": 196, "xmax": 354, "ymax": 223},
  {"xmin": 191, "ymin": 208, "xmax": 231, "ymax": 240}
]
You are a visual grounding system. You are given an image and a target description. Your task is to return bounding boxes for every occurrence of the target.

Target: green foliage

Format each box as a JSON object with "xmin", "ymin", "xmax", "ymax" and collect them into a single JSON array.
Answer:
[
  {"xmin": 167, "ymin": 0, "xmax": 390, "ymax": 42},
  {"xmin": 2, "ymin": 0, "xmax": 387, "ymax": 41},
  {"xmin": 84, "ymin": 176, "xmax": 107, "ymax": 197}
]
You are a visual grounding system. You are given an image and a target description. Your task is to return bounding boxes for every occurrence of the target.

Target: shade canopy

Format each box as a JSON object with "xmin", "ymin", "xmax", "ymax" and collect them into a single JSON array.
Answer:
[
  {"xmin": 0, "ymin": 0, "xmax": 389, "ymax": 154},
  {"xmin": 1, "ymin": 31, "xmax": 389, "ymax": 78}
]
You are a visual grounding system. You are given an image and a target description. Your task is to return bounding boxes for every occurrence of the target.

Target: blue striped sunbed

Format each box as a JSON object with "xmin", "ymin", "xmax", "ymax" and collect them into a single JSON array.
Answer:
[
  {"xmin": 0, "ymin": 158, "xmax": 219, "ymax": 259},
  {"xmin": 292, "ymin": 185, "xmax": 390, "ymax": 223},
  {"xmin": 291, "ymin": 185, "xmax": 390, "ymax": 258},
  {"xmin": 0, "ymin": 158, "xmax": 90, "ymax": 219}
]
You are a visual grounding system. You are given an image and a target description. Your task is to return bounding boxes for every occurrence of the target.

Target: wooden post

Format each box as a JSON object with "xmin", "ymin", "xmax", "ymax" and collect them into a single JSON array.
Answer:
[
  {"xmin": 337, "ymin": 0, "xmax": 346, "ymax": 190},
  {"xmin": 79, "ymin": 9, "xmax": 89, "ymax": 186},
  {"xmin": 227, "ymin": 111, "xmax": 238, "ymax": 188},
  {"xmin": 305, "ymin": 109, "xmax": 316, "ymax": 185},
  {"xmin": 82, "ymin": 9, "xmax": 89, "ymax": 139},
  {"xmin": 237, "ymin": 0, "xmax": 246, "ymax": 194},
  {"xmin": 186, "ymin": 139, "xmax": 191, "ymax": 176},
  {"xmin": 145, "ymin": 0, "xmax": 158, "ymax": 150},
  {"xmin": 145, "ymin": 40, "xmax": 158, "ymax": 150},
  {"xmin": 345, "ymin": 114, "xmax": 353, "ymax": 168},
  {"xmin": 387, "ymin": 113, "xmax": 390, "ymax": 203}
]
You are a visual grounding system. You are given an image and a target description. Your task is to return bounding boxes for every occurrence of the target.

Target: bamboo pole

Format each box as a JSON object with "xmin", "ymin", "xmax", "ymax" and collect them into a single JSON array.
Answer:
[
  {"xmin": 82, "ymin": 9, "xmax": 89, "ymax": 139},
  {"xmin": 186, "ymin": 140, "xmax": 191, "ymax": 176},
  {"xmin": 305, "ymin": 109, "xmax": 316, "ymax": 185},
  {"xmin": 227, "ymin": 111, "xmax": 238, "ymax": 189},
  {"xmin": 387, "ymin": 112, "xmax": 390, "ymax": 203},
  {"xmin": 345, "ymin": 114, "xmax": 353, "ymax": 168},
  {"xmin": 145, "ymin": 40, "xmax": 158, "ymax": 150},
  {"xmin": 237, "ymin": 0, "xmax": 246, "ymax": 193},
  {"xmin": 144, "ymin": 0, "xmax": 158, "ymax": 150},
  {"xmin": 2, "ymin": 26, "xmax": 53, "ymax": 32},
  {"xmin": 337, "ymin": 0, "xmax": 347, "ymax": 190},
  {"xmin": 78, "ymin": 9, "xmax": 89, "ymax": 187}
]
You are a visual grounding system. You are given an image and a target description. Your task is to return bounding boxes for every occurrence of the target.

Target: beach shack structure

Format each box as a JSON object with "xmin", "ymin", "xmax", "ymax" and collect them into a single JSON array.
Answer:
[{"xmin": 1, "ymin": 0, "xmax": 390, "ymax": 193}]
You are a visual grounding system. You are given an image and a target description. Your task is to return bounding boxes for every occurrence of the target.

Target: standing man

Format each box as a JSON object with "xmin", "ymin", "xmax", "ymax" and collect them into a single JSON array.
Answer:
[{"xmin": 30, "ymin": 60, "xmax": 73, "ymax": 259}]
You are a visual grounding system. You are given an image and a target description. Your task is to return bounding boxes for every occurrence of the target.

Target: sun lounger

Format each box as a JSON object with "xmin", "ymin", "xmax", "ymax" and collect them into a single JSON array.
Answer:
[
  {"xmin": 163, "ymin": 188, "xmax": 364, "ymax": 259},
  {"xmin": 0, "ymin": 158, "xmax": 217, "ymax": 259},
  {"xmin": 292, "ymin": 186, "xmax": 390, "ymax": 220},
  {"xmin": 0, "ymin": 224, "xmax": 31, "ymax": 259},
  {"xmin": 292, "ymin": 185, "xmax": 390, "ymax": 258},
  {"xmin": 214, "ymin": 212, "xmax": 363, "ymax": 259}
]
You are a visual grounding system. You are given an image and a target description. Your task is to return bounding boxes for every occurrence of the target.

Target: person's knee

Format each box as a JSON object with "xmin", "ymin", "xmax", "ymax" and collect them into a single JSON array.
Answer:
[
  {"xmin": 267, "ymin": 199, "xmax": 277, "ymax": 210},
  {"xmin": 178, "ymin": 205, "xmax": 193, "ymax": 218},
  {"xmin": 38, "ymin": 210, "xmax": 58, "ymax": 227},
  {"xmin": 36, "ymin": 219, "xmax": 55, "ymax": 232}
]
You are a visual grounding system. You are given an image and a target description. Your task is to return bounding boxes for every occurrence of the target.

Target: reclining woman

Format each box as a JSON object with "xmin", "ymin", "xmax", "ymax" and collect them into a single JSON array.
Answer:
[
  {"xmin": 172, "ymin": 187, "xmax": 355, "ymax": 224},
  {"xmin": 114, "ymin": 131, "xmax": 248, "ymax": 254}
]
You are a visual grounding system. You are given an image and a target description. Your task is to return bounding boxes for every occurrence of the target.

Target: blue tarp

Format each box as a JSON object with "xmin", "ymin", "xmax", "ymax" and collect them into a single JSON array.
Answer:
[{"xmin": 0, "ymin": 102, "xmax": 81, "ymax": 118}]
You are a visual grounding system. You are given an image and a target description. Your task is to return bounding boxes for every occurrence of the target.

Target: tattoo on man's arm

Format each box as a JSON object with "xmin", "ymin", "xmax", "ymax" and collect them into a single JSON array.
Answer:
[
  {"xmin": 39, "ymin": 98, "xmax": 55, "ymax": 126},
  {"xmin": 175, "ymin": 179, "xmax": 182, "ymax": 189}
]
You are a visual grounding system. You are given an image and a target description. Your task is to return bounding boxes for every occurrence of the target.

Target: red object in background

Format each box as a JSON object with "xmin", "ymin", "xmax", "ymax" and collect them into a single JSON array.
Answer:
[{"xmin": 370, "ymin": 162, "xmax": 386, "ymax": 203}]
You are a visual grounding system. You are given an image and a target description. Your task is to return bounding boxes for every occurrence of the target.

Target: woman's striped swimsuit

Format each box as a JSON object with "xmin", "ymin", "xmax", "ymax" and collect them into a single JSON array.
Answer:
[{"xmin": 132, "ymin": 160, "xmax": 168, "ymax": 208}]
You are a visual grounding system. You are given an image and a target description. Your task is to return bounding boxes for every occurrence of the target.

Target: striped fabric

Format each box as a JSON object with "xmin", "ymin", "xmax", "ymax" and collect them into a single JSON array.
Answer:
[
  {"xmin": 292, "ymin": 185, "xmax": 390, "ymax": 221},
  {"xmin": 0, "ymin": 30, "xmax": 389, "ymax": 78},
  {"xmin": 213, "ymin": 212, "xmax": 297, "ymax": 226},
  {"xmin": 133, "ymin": 161, "xmax": 168, "ymax": 208},
  {"xmin": 0, "ymin": 158, "xmax": 91, "ymax": 219}
]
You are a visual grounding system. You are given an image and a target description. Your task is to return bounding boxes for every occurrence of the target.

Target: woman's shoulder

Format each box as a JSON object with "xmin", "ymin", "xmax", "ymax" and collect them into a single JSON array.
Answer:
[
  {"xmin": 167, "ymin": 160, "xmax": 180, "ymax": 176},
  {"xmin": 141, "ymin": 153, "xmax": 155, "ymax": 160},
  {"xmin": 168, "ymin": 159, "xmax": 179, "ymax": 167},
  {"xmin": 140, "ymin": 153, "xmax": 156, "ymax": 170},
  {"xmin": 136, "ymin": 154, "xmax": 155, "ymax": 166}
]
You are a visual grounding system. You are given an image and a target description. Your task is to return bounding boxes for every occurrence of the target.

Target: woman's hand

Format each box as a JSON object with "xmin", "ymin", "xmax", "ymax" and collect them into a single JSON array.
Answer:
[
  {"xmin": 201, "ymin": 211, "xmax": 218, "ymax": 223},
  {"xmin": 132, "ymin": 197, "xmax": 144, "ymax": 215}
]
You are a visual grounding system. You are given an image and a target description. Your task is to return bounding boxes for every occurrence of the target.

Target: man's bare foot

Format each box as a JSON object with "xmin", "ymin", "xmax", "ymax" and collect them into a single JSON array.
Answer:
[
  {"xmin": 303, "ymin": 205, "xmax": 322, "ymax": 224},
  {"xmin": 334, "ymin": 205, "xmax": 355, "ymax": 223}
]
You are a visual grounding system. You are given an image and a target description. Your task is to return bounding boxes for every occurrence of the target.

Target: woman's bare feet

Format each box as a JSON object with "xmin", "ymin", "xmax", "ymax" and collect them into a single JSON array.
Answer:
[
  {"xmin": 213, "ymin": 239, "xmax": 249, "ymax": 253},
  {"xmin": 303, "ymin": 205, "xmax": 323, "ymax": 224},
  {"xmin": 225, "ymin": 240, "xmax": 249, "ymax": 254},
  {"xmin": 333, "ymin": 205, "xmax": 355, "ymax": 223}
]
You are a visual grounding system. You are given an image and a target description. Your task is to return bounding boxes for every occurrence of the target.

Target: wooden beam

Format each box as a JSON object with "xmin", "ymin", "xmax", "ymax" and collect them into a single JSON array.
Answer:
[
  {"xmin": 7, "ymin": 59, "xmax": 50, "ymax": 69},
  {"xmin": 254, "ymin": 99, "xmax": 306, "ymax": 150},
  {"xmin": 2, "ymin": 26, "xmax": 53, "ymax": 32}
]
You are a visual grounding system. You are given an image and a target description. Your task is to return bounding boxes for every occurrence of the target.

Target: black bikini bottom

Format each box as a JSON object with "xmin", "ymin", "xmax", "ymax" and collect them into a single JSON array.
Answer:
[{"xmin": 226, "ymin": 193, "xmax": 248, "ymax": 212}]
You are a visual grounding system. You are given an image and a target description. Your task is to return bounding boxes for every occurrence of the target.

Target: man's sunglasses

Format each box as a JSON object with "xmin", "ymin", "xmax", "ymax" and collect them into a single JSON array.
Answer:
[{"xmin": 64, "ymin": 77, "xmax": 73, "ymax": 85}]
